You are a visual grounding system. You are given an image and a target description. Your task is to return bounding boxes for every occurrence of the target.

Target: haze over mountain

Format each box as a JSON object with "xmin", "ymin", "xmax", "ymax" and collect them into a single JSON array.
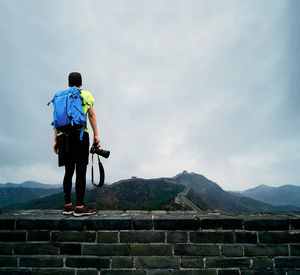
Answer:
[
  {"xmin": 232, "ymin": 184, "xmax": 300, "ymax": 208},
  {"xmin": 0, "ymin": 181, "xmax": 61, "ymax": 189},
  {"xmin": 6, "ymin": 171, "xmax": 300, "ymax": 212}
]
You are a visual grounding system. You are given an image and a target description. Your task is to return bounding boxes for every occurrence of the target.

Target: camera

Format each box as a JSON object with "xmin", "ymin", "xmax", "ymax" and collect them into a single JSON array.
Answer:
[{"xmin": 90, "ymin": 144, "xmax": 110, "ymax": 158}]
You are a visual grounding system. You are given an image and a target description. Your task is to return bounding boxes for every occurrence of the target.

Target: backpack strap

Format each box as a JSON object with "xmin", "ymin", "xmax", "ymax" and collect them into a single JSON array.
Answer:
[{"xmin": 91, "ymin": 154, "xmax": 105, "ymax": 188}]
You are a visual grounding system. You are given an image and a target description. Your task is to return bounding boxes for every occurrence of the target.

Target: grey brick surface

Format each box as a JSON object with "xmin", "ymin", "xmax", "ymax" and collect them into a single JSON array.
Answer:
[
  {"xmin": 65, "ymin": 256, "xmax": 110, "ymax": 268},
  {"xmin": 275, "ymin": 257, "xmax": 300, "ymax": 268},
  {"xmin": 83, "ymin": 244, "xmax": 131, "ymax": 256},
  {"xmin": 218, "ymin": 270, "xmax": 240, "ymax": 275},
  {"xmin": 0, "ymin": 268, "xmax": 31, "ymax": 275},
  {"xmin": 181, "ymin": 256, "xmax": 204, "ymax": 268},
  {"xmin": 52, "ymin": 231, "xmax": 96, "ymax": 242},
  {"xmin": 174, "ymin": 244, "xmax": 219, "ymax": 256},
  {"xmin": 19, "ymin": 256, "xmax": 63, "ymax": 267},
  {"xmin": 0, "ymin": 231, "xmax": 26, "ymax": 242},
  {"xmin": 147, "ymin": 270, "xmax": 171, "ymax": 275},
  {"xmin": 28, "ymin": 230, "xmax": 50, "ymax": 241},
  {"xmin": 289, "ymin": 232, "xmax": 300, "ymax": 243},
  {"xmin": 130, "ymin": 244, "xmax": 172, "ymax": 256},
  {"xmin": 111, "ymin": 257, "xmax": 133, "ymax": 268},
  {"xmin": 0, "ymin": 218, "xmax": 15, "ymax": 230},
  {"xmin": 15, "ymin": 243, "xmax": 59, "ymax": 255},
  {"xmin": 206, "ymin": 257, "xmax": 250, "ymax": 269},
  {"xmin": 258, "ymin": 231, "xmax": 290, "ymax": 244},
  {"xmin": 244, "ymin": 244, "xmax": 288, "ymax": 256},
  {"xmin": 221, "ymin": 245, "xmax": 243, "ymax": 257},
  {"xmin": 291, "ymin": 244, "xmax": 300, "ymax": 256},
  {"xmin": 167, "ymin": 231, "xmax": 188, "ymax": 243},
  {"xmin": 171, "ymin": 270, "xmax": 217, "ymax": 275},
  {"xmin": 135, "ymin": 256, "xmax": 180, "ymax": 269},
  {"xmin": 120, "ymin": 231, "xmax": 165, "ymax": 243},
  {"xmin": 97, "ymin": 231, "xmax": 118, "ymax": 243},
  {"xmin": 60, "ymin": 243, "xmax": 81, "ymax": 255},
  {"xmin": 235, "ymin": 231, "xmax": 257, "ymax": 243},
  {"xmin": 76, "ymin": 270, "xmax": 98, "ymax": 275},
  {"xmin": 153, "ymin": 216, "xmax": 200, "ymax": 230},
  {"xmin": 133, "ymin": 215, "xmax": 153, "ymax": 230},
  {"xmin": 0, "ymin": 243, "xmax": 13, "ymax": 255},
  {"xmin": 244, "ymin": 218, "xmax": 288, "ymax": 231},
  {"xmin": 31, "ymin": 269, "xmax": 75, "ymax": 275},
  {"xmin": 0, "ymin": 256, "xmax": 17, "ymax": 267},
  {"xmin": 86, "ymin": 216, "xmax": 132, "ymax": 230},
  {"xmin": 252, "ymin": 257, "xmax": 273, "ymax": 269},
  {"xmin": 101, "ymin": 271, "xmax": 146, "ymax": 275},
  {"xmin": 190, "ymin": 231, "xmax": 234, "ymax": 243},
  {"xmin": 199, "ymin": 217, "xmax": 243, "ymax": 229}
]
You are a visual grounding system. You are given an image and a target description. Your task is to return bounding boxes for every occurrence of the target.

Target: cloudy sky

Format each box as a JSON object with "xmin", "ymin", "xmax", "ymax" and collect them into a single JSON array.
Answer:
[{"xmin": 0, "ymin": 0, "xmax": 299, "ymax": 190}]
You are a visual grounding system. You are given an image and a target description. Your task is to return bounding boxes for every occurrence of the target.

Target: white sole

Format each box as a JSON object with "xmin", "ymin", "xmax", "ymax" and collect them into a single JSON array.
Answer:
[
  {"xmin": 73, "ymin": 212, "xmax": 97, "ymax": 217},
  {"xmin": 63, "ymin": 211, "xmax": 74, "ymax": 215}
]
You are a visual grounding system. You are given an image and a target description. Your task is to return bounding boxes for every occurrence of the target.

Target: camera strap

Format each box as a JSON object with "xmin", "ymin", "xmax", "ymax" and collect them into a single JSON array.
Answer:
[{"xmin": 91, "ymin": 154, "xmax": 105, "ymax": 188}]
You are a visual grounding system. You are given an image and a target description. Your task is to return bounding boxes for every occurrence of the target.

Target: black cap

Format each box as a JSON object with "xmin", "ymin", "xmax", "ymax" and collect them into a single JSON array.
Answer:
[{"xmin": 68, "ymin": 72, "xmax": 82, "ymax": 87}]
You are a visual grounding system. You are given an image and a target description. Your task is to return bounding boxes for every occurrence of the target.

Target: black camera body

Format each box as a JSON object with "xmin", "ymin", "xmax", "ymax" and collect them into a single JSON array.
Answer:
[{"xmin": 90, "ymin": 144, "xmax": 110, "ymax": 159}]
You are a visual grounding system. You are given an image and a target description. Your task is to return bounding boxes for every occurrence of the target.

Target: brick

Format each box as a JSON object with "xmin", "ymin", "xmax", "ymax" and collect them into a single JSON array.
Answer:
[
  {"xmin": 291, "ymin": 244, "xmax": 300, "ymax": 256},
  {"xmin": 244, "ymin": 244, "xmax": 288, "ymax": 256},
  {"xmin": 0, "ymin": 268, "xmax": 31, "ymax": 274},
  {"xmin": 235, "ymin": 231, "xmax": 257, "ymax": 243},
  {"xmin": 0, "ymin": 256, "xmax": 17, "ymax": 267},
  {"xmin": 77, "ymin": 270, "xmax": 98, "ymax": 275},
  {"xmin": 28, "ymin": 230, "xmax": 50, "ymax": 241},
  {"xmin": 258, "ymin": 231, "xmax": 289, "ymax": 244},
  {"xmin": 97, "ymin": 231, "xmax": 118, "ymax": 243},
  {"xmin": 58, "ymin": 218, "xmax": 85, "ymax": 230},
  {"xmin": 83, "ymin": 244, "xmax": 131, "ymax": 256},
  {"xmin": 206, "ymin": 257, "xmax": 250, "ymax": 269},
  {"xmin": 0, "ymin": 243, "xmax": 13, "ymax": 255},
  {"xmin": 218, "ymin": 270, "xmax": 240, "ymax": 275},
  {"xmin": 86, "ymin": 216, "xmax": 132, "ymax": 230},
  {"xmin": 135, "ymin": 256, "xmax": 180, "ymax": 269},
  {"xmin": 244, "ymin": 218, "xmax": 288, "ymax": 231},
  {"xmin": 133, "ymin": 216, "xmax": 153, "ymax": 230},
  {"xmin": 60, "ymin": 243, "xmax": 81, "ymax": 255},
  {"xmin": 221, "ymin": 245, "xmax": 243, "ymax": 256},
  {"xmin": 241, "ymin": 271, "xmax": 285, "ymax": 275},
  {"xmin": 252, "ymin": 257, "xmax": 273, "ymax": 269},
  {"xmin": 111, "ymin": 257, "xmax": 133, "ymax": 268},
  {"xmin": 52, "ymin": 231, "xmax": 96, "ymax": 242},
  {"xmin": 16, "ymin": 218, "xmax": 60, "ymax": 230},
  {"xmin": 65, "ymin": 257, "xmax": 110, "ymax": 268},
  {"xmin": 181, "ymin": 256, "xmax": 204, "ymax": 268},
  {"xmin": 171, "ymin": 270, "xmax": 217, "ymax": 275},
  {"xmin": 15, "ymin": 243, "xmax": 59, "ymax": 255},
  {"xmin": 167, "ymin": 231, "xmax": 187, "ymax": 243},
  {"xmin": 275, "ymin": 257, "xmax": 300, "ymax": 268},
  {"xmin": 19, "ymin": 256, "xmax": 63, "ymax": 267},
  {"xmin": 174, "ymin": 244, "xmax": 219, "ymax": 256},
  {"xmin": 153, "ymin": 216, "xmax": 199, "ymax": 230},
  {"xmin": 0, "ymin": 218, "xmax": 15, "ymax": 230},
  {"xmin": 120, "ymin": 231, "xmax": 165, "ymax": 243},
  {"xmin": 190, "ymin": 231, "xmax": 234, "ymax": 243},
  {"xmin": 287, "ymin": 271, "xmax": 300, "ymax": 275},
  {"xmin": 32, "ymin": 269, "xmax": 75, "ymax": 275},
  {"xmin": 289, "ymin": 232, "xmax": 300, "ymax": 242},
  {"xmin": 0, "ymin": 231, "xmax": 26, "ymax": 242},
  {"xmin": 147, "ymin": 271, "xmax": 171, "ymax": 275},
  {"xmin": 290, "ymin": 218, "xmax": 300, "ymax": 230},
  {"xmin": 199, "ymin": 217, "xmax": 243, "ymax": 229},
  {"xmin": 130, "ymin": 244, "xmax": 172, "ymax": 256},
  {"xmin": 101, "ymin": 271, "xmax": 146, "ymax": 275}
]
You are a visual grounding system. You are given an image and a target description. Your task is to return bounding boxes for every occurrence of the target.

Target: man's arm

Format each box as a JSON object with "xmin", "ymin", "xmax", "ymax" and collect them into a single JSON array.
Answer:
[
  {"xmin": 88, "ymin": 105, "xmax": 100, "ymax": 148},
  {"xmin": 53, "ymin": 129, "xmax": 58, "ymax": 154}
]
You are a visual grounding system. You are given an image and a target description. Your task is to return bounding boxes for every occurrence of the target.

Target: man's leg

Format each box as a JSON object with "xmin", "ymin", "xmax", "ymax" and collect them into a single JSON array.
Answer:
[
  {"xmin": 63, "ymin": 162, "xmax": 75, "ymax": 204},
  {"xmin": 75, "ymin": 163, "xmax": 87, "ymax": 206}
]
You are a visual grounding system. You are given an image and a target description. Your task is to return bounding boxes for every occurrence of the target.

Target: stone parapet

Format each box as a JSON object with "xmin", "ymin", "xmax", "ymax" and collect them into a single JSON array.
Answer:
[{"xmin": 0, "ymin": 210, "xmax": 299, "ymax": 274}]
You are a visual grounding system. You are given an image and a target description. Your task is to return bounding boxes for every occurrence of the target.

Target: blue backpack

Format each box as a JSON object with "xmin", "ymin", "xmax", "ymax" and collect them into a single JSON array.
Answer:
[{"xmin": 48, "ymin": 86, "xmax": 90, "ymax": 140}]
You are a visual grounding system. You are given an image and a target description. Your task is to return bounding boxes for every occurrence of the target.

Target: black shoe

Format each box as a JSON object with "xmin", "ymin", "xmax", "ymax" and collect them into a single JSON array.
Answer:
[
  {"xmin": 73, "ymin": 206, "xmax": 97, "ymax": 217},
  {"xmin": 63, "ymin": 204, "xmax": 75, "ymax": 215}
]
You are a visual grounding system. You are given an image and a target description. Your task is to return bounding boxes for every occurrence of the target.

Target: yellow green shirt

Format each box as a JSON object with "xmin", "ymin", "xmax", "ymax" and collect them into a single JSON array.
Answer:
[{"xmin": 57, "ymin": 89, "xmax": 94, "ymax": 136}]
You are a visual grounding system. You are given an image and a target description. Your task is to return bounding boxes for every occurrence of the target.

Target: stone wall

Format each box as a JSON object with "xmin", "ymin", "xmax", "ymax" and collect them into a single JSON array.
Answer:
[{"xmin": 0, "ymin": 210, "xmax": 300, "ymax": 274}]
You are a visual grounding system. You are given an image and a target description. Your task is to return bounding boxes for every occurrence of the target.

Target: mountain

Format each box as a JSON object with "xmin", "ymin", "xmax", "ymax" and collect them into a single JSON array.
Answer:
[
  {"xmin": 235, "ymin": 184, "xmax": 300, "ymax": 207},
  {"xmin": 173, "ymin": 171, "xmax": 300, "ymax": 212},
  {"xmin": 8, "ymin": 171, "xmax": 300, "ymax": 212},
  {"xmin": 0, "ymin": 187, "xmax": 62, "ymax": 208},
  {"xmin": 9, "ymin": 177, "xmax": 185, "ymax": 211},
  {"xmin": 0, "ymin": 181, "xmax": 61, "ymax": 189}
]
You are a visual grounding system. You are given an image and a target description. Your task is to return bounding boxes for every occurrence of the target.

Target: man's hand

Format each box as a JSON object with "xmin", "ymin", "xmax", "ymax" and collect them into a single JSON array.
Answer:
[
  {"xmin": 53, "ymin": 140, "xmax": 58, "ymax": 154},
  {"xmin": 93, "ymin": 135, "xmax": 100, "ymax": 148}
]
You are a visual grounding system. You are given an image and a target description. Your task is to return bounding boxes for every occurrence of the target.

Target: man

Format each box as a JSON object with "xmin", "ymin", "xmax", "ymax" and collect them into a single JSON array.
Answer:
[{"xmin": 53, "ymin": 72, "xmax": 100, "ymax": 216}]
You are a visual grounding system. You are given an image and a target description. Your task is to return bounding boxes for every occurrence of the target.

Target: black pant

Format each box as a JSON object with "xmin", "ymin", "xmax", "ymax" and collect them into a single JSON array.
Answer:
[{"xmin": 63, "ymin": 162, "xmax": 87, "ymax": 206}]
